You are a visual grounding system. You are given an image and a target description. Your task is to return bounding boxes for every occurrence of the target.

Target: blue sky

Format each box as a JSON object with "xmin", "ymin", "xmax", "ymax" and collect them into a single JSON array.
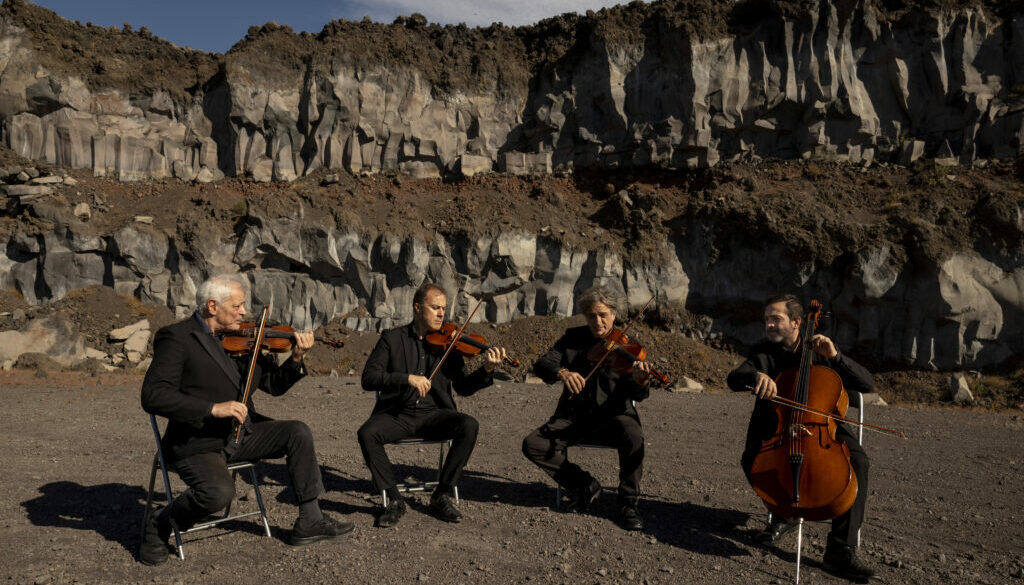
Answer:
[{"xmin": 30, "ymin": 0, "xmax": 636, "ymax": 54}]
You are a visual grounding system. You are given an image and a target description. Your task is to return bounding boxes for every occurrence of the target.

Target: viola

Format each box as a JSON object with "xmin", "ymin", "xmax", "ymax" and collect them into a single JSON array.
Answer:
[
  {"xmin": 585, "ymin": 328, "xmax": 670, "ymax": 386},
  {"xmin": 221, "ymin": 322, "xmax": 344, "ymax": 355},
  {"xmin": 424, "ymin": 322, "xmax": 520, "ymax": 367},
  {"xmin": 747, "ymin": 300, "xmax": 857, "ymax": 522}
]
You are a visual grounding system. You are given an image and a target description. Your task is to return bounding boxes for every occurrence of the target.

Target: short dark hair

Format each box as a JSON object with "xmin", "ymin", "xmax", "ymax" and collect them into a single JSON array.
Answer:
[
  {"xmin": 413, "ymin": 282, "xmax": 446, "ymax": 307},
  {"xmin": 765, "ymin": 293, "xmax": 803, "ymax": 320}
]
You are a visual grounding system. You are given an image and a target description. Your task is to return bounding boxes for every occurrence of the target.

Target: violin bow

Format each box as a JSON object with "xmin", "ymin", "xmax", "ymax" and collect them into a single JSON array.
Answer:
[
  {"xmin": 428, "ymin": 296, "xmax": 484, "ymax": 382},
  {"xmin": 234, "ymin": 306, "xmax": 270, "ymax": 444},
  {"xmin": 582, "ymin": 295, "xmax": 656, "ymax": 384},
  {"xmin": 747, "ymin": 388, "xmax": 906, "ymax": 438}
]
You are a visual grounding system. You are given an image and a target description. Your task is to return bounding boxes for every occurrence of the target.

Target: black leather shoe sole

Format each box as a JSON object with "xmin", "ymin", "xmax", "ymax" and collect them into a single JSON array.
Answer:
[
  {"xmin": 564, "ymin": 480, "xmax": 601, "ymax": 512},
  {"xmin": 822, "ymin": 559, "xmax": 874, "ymax": 583},
  {"xmin": 138, "ymin": 547, "xmax": 169, "ymax": 566},
  {"xmin": 429, "ymin": 503, "xmax": 462, "ymax": 523},
  {"xmin": 376, "ymin": 505, "xmax": 407, "ymax": 528},
  {"xmin": 377, "ymin": 515, "xmax": 402, "ymax": 528},
  {"xmin": 760, "ymin": 520, "xmax": 799, "ymax": 544},
  {"xmin": 290, "ymin": 521, "xmax": 355, "ymax": 546},
  {"xmin": 620, "ymin": 517, "xmax": 645, "ymax": 531}
]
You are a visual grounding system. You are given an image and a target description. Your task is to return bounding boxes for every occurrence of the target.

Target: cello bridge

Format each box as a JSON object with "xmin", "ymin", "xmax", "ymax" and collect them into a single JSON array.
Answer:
[{"xmin": 788, "ymin": 424, "xmax": 812, "ymax": 438}]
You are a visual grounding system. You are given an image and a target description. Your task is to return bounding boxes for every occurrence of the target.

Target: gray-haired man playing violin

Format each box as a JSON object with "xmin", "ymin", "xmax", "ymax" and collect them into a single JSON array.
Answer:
[
  {"xmin": 522, "ymin": 285, "xmax": 653, "ymax": 531},
  {"xmin": 140, "ymin": 275, "xmax": 353, "ymax": 565}
]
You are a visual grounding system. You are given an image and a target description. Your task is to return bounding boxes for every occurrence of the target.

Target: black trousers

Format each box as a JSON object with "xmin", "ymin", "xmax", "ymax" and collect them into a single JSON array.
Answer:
[
  {"xmin": 166, "ymin": 420, "xmax": 324, "ymax": 530},
  {"xmin": 741, "ymin": 424, "xmax": 869, "ymax": 548},
  {"xmin": 522, "ymin": 414, "xmax": 644, "ymax": 501},
  {"xmin": 356, "ymin": 407, "xmax": 479, "ymax": 494}
]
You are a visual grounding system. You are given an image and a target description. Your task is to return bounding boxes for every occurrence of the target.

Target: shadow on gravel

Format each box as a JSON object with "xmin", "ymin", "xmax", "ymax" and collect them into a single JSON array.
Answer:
[
  {"xmin": 643, "ymin": 498, "xmax": 753, "ymax": 557},
  {"xmin": 250, "ymin": 461, "xmax": 377, "ymax": 517},
  {"xmin": 457, "ymin": 469, "xmax": 555, "ymax": 508},
  {"xmin": 22, "ymin": 481, "xmax": 147, "ymax": 554}
]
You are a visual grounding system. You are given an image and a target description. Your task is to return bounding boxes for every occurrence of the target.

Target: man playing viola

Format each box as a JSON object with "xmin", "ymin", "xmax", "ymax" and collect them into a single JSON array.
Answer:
[
  {"xmin": 726, "ymin": 293, "xmax": 875, "ymax": 581},
  {"xmin": 358, "ymin": 282, "xmax": 507, "ymax": 527},
  {"xmin": 522, "ymin": 286, "xmax": 653, "ymax": 531},
  {"xmin": 140, "ymin": 275, "xmax": 353, "ymax": 565}
]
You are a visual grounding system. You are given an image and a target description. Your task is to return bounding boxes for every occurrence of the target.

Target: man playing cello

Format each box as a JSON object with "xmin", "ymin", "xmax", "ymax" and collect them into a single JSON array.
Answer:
[
  {"xmin": 727, "ymin": 294, "xmax": 875, "ymax": 581},
  {"xmin": 522, "ymin": 286, "xmax": 653, "ymax": 531}
]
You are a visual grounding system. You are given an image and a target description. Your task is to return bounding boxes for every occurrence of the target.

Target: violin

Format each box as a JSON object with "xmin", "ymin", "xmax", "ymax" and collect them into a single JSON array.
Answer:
[
  {"xmin": 221, "ymin": 322, "xmax": 345, "ymax": 356},
  {"xmin": 424, "ymin": 322, "xmax": 520, "ymax": 367},
  {"xmin": 586, "ymin": 328, "xmax": 670, "ymax": 386}
]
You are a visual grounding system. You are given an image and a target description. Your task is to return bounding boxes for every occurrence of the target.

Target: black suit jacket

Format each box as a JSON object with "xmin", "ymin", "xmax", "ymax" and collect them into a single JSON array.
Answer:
[
  {"xmin": 534, "ymin": 325, "xmax": 649, "ymax": 421},
  {"xmin": 361, "ymin": 323, "xmax": 493, "ymax": 416},
  {"xmin": 141, "ymin": 315, "xmax": 306, "ymax": 462}
]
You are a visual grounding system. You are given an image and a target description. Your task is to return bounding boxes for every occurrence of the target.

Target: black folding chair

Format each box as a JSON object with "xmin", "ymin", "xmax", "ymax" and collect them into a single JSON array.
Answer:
[{"xmin": 141, "ymin": 414, "xmax": 271, "ymax": 560}]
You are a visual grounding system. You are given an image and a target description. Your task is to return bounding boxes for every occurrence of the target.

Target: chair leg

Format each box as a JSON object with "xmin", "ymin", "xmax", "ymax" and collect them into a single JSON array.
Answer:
[{"xmin": 245, "ymin": 466, "xmax": 272, "ymax": 537}]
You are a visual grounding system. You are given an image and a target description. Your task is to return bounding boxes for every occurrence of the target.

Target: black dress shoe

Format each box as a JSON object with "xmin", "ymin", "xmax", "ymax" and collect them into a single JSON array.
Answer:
[
  {"xmin": 376, "ymin": 498, "xmax": 407, "ymax": 528},
  {"xmin": 290, "ymin": 515, "xmax": 355, "ymax": 546},
  {"xmin": 428, "ymin": 493, "xmax": 463, "ymax": 523},
  {"xmin": 758, "ymin": 518, "xmax": 799, "ymax": 544},
  {"xmin": 618, "ymin": 502, "xmax": 645, "ymax": 531},
  {"xmin": 139, "ymin": 510, "xmax": 172, "ymax": 566},
  {"xmin": 823, "ymin": 543, "xmax": 876, "ymax": 582},
  {"xmin": 564, "ymin": 478, "xmax": 601, "ymax": 512}
]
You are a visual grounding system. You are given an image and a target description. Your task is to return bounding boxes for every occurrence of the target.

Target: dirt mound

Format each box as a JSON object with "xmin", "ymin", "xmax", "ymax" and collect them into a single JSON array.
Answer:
[{"xmin": 29, "ymin": 286, "xmax": 175, "ymax": 355}]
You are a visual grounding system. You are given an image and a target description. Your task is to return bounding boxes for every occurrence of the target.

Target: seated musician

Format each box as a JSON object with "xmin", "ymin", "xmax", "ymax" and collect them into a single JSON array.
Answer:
[
  {"xmin": 726, "ymin": 293, "xmax": 875, "ymax": 581},
  {"xmin": 139, "ymin": 275, "xmax": 353, "ymax": 565},
  {"xmin": 358, "ymin": 282, "xmax": 507, "ymax": 527},
  {"xmin": 522, "ymin": 286, "xmax": 652, "ymax": 531}
]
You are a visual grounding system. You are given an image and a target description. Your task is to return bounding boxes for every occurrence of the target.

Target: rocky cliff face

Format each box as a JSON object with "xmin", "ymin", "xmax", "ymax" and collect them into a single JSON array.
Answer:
[
  {"xmin": 2, "ymin": 161, "xmax": 1021, "ymax": 372},
  {"xmin": 0, "ymin": 0, "xmax": 1022, "ymax": 373},
  {"xmin": 0, "ymin": 0, "xmax": 1021, "ymax": 182}
]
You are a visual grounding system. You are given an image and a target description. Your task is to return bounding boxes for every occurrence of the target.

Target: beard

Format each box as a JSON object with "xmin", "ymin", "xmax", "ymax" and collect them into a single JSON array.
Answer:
[{"xmin": 766, "ymin": 330, "xmax": 785, "ymax": 343}]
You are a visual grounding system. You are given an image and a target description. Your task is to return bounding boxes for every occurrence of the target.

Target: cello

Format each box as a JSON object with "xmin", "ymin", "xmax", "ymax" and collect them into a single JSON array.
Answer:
[{"xmin": 747, "ymin": 301, "xmax": 857, "ymax": 583}]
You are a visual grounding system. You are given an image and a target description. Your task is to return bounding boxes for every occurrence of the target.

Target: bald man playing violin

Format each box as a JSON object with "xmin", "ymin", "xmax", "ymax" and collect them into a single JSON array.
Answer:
[
  {"xmin": 139, "ymin": 275, "xmax": 354, "ymax": 565},
  {"xmin": 522, "ymin": 285, "xmax": 653, "ymax": 532},
  {"xmin": 358, "ymin": 282, "xmax": 507, "ymax": 527},
  {"xmin": 726, "ymin": 293, "xmax": 875, "ymax": 582}
]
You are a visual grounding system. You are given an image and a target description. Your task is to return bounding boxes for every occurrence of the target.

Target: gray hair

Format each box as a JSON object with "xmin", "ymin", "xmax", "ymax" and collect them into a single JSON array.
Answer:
[
  {"xmin": 196, "ymin": 275, "xmax": 246, "ymax": 316},
  {"xmin": 577, "ymin": 285, "xmax": 624, "ymax": 316}
]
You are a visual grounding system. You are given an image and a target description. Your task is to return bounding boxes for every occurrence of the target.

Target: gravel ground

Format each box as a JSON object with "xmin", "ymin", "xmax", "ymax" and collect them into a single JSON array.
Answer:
[{"xmin": 1, "ymin": 371, "xmax": 1022, "ymax": 585}]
